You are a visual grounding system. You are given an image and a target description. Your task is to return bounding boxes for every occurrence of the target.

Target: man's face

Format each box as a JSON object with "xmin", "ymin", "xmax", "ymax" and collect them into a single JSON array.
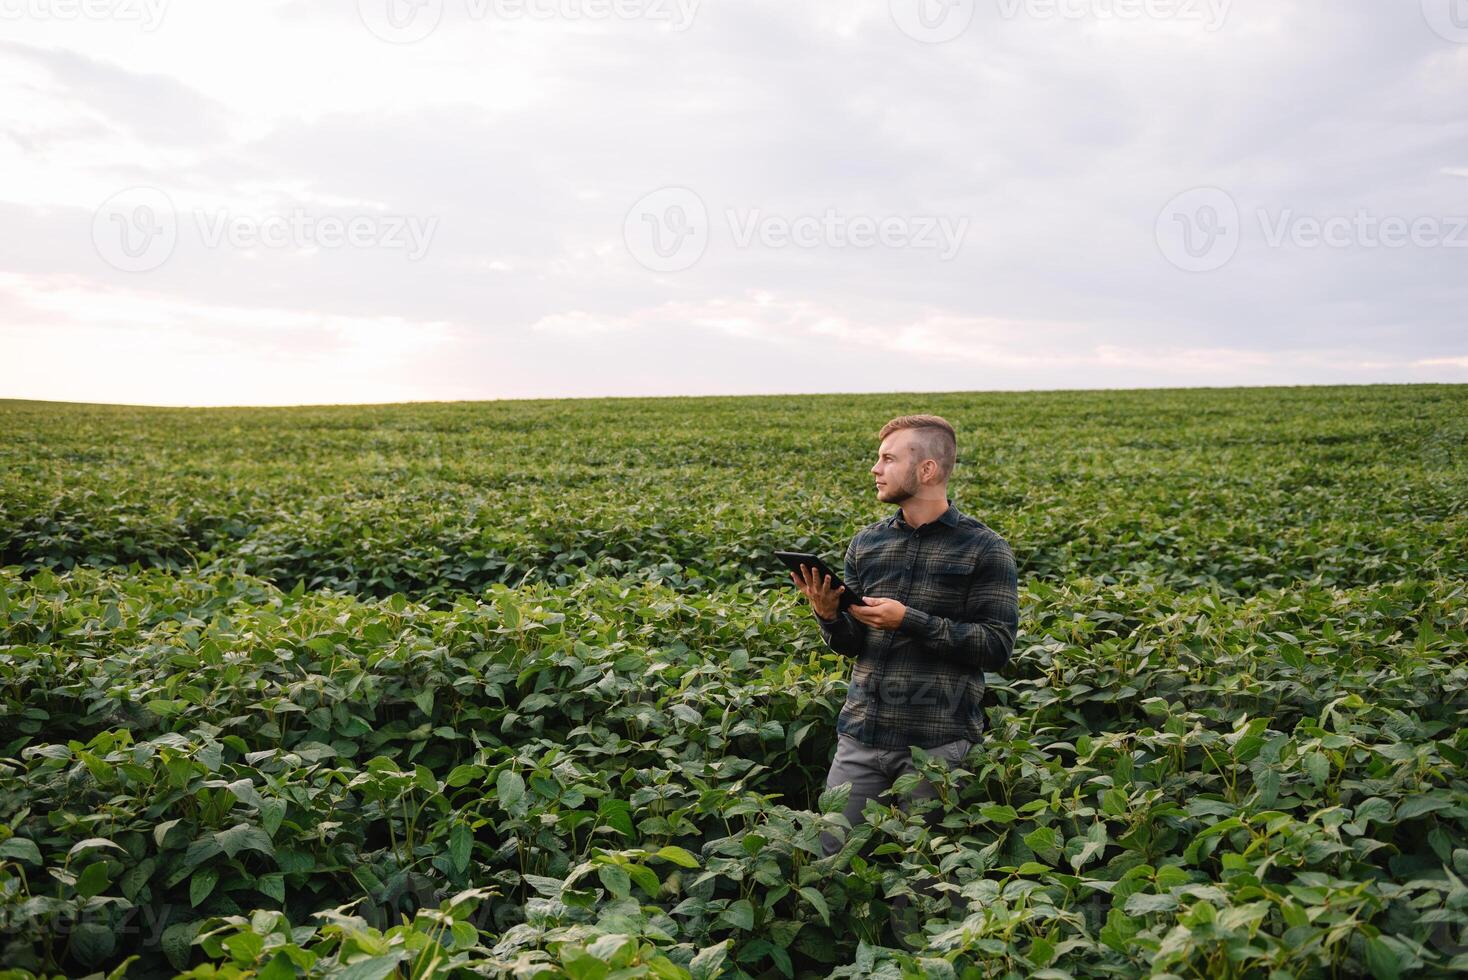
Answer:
[{"xmin": 871, "ymin": 431, "xmax": 923, "ymax": 504}]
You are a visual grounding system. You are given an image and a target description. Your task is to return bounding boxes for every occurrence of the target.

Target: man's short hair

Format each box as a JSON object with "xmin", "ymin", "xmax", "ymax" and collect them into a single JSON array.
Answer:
[{"xmin": 878, "ymin": 414, "xmax": 957, "ymax": 481}]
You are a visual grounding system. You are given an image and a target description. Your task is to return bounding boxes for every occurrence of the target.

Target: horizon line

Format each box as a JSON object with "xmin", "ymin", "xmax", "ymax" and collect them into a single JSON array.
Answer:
[{"xmin": 1, "ymin": 380, "xmax": 1462, "ymax": 412}]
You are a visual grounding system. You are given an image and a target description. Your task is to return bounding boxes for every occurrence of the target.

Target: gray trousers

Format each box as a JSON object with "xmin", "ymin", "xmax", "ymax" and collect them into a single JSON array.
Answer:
[{"xmin": 819, "ymin": 731, "xmax": 972, "ymax": 858}]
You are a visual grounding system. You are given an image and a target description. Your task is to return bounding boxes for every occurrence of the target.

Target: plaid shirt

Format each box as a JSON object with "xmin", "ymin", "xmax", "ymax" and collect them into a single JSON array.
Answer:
[{"xmin": 818, "ymin": 499, "xmax": 1019, "ymax": 750}]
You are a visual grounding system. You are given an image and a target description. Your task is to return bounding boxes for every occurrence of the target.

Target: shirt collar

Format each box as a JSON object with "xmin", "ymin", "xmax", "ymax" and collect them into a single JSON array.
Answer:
[{"xmin": 890, "ymin": 497, "xmax": 960, "ymax": 531}]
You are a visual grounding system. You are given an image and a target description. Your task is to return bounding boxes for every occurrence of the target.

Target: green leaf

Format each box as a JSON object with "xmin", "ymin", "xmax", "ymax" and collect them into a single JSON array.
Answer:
[
  {"xmin": 586, "ymin": 933, "xmax": 635, "ymax": 966},
  {"xmin": 654, "ymin": 845, "xmax": 699, "ymax": 868},
  {"xmin": 68, "ymin": 837, "xmax": 123, "ymax": 858},
  {"xmin": 597, "ymin": 863, "xmax": 630, "ymax": 899},
  {"xmin": 980, "ymin": 804, "xmax": 1018, "ymax": 824},
  {"xmin": 720, "ymin": 898, "xmax": 754, "ymax": 931},
  {"xmin": 107, "ymin": 955, "xmax": 141, "ymax": 980},
  {"xmin": 223, "ymin": 930, "xmax": 265, "ymax": 964},
  {"xmin": 155, "ymin": 818, "xmax": 188, "ymax": 850},
  {"xmin": 691, "ymin": 940, "xmax": 731, "ymax": 980},
  {"xmin": 259, "ymin": 799, "xmax": 286, "ymax": 837},
  {"xmin": 1304, "ymin": 750, "xmax": 1329, "ymax": 788},
  {"xmin": 336, "ymin": 953, "xmax": 407, "ymax": 980},
  {"xmin": 120, "ymin": 857, "xmax": 155, "ymax": 900},
  {"xmin": 497, "ymin": 768, "xmax": 526, "ymax": 811},
  {"xmin": 817, "ymin": 782, "xmax": 851, "ymax": 815},
  {"xmin": 75, "ymin": 861, "xmax": 111, "ymax": 898},
  {"xmin": 446, "ymin": 764, "xmax": 484, "ymax": 787},
  {"xmin": 414, "ymin": 764, "xmax": 438, "ymax": 794},
  {"xmin": 257, "ymin": 952, "xmax": 298, "ymax": 980},
  {"xmin": 191, "ymin": 866, "xmax": 220, "ymax": 907},
  {"xmin": 1100, "ymin": 907, "xmax": 1141, "ymax": 953},
  {"xmin": 216, "ymin": 823, "xmax": 275, "ymax": 859},
  {"xmin": 1397, "ymin": 794, "xmax": 1452, "ymax": 821},
  {"xmin": 1363, "ymin": 936, "xmax": 1403, "ymax": 980},
  {"xmin": 0, "ymin": 837, "xmax": 42, "ymax": 865},
  {"xmin": 68, "ymin": 922, "xmax": 116, "ymax": 967},
  {"xmin": 626, "ymin": 862, "xmax": 661, "ymax": 898},
  {"xmin": 597, "ymin": 798, "xmax": 634, "ymax": 839},
  {"xmin": 450, "ymin": 823, "xmax": 472, "ymax": 874},
  {"xmin": 1023, "ymin": 826, "xmax": 1060, "ymax": 864},
  {"xmin": 162, "ymin": 921, "xmax": 201, "ymax": 970},
  {"xmin": 256, "ymin": 873, "xmax": 286, "ymax": 903},
  {"xmin": 890, "ymin": 772, "xmax": 924, "ymax": 796},
  {"xmin": 1101, "ymin": 788, "xmax": 1128, "ymax": 816},
  {"xmin": 1255, "ymin": 767, "xmax": 1280, "ymax": 806},
  {"xmin": 1123, "ymin": 891, "xmax": 1178, "ymax": 915},
  {"xmin": 799, "ymin": 886, "xmax": 830, "ymax": 925}
]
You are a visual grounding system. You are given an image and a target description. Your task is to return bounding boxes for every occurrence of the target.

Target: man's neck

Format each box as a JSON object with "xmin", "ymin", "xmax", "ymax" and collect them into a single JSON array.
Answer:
[{"xmin": 899, "ymin": 494, "xmax": 950, "ymax": 529}]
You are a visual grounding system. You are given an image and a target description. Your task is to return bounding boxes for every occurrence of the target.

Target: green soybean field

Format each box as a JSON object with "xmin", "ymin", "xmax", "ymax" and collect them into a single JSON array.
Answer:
[{"xmin": 1, "ymin": 384, "xmax": 1466, "ymax": 980}]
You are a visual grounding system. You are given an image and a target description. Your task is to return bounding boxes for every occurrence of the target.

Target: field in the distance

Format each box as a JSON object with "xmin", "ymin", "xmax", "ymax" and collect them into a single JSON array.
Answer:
[{"xmin": 1, "ymin": 385, "xmax": 1465, "ymax": 979}]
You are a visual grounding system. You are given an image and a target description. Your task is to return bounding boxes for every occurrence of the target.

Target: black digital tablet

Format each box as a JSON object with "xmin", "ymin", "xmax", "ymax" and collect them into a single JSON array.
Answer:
[{"xmin": 774, "ymin": 550, "xmax": 864, "ymax": 610}]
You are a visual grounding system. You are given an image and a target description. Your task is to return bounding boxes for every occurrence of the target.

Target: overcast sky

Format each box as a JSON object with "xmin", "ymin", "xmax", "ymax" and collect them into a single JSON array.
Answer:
[{"xmin": 1, "ymin": 0, "xmax": 1465, "ymax": 406}]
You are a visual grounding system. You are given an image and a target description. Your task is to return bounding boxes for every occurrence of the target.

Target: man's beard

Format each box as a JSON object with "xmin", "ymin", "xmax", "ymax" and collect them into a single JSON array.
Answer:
[{"xmin": 879, "ymin": 468, "xmax": 918, "ymax": 503}]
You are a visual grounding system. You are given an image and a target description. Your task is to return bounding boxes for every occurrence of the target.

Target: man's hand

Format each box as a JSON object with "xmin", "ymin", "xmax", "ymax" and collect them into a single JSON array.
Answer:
[
  {"xmin": 849, "ymin": 596, "xmax": 907, "ymax": 631},
  {"xmin": 791, "ymin": 564, "xmax": 845, "ymax": 621}
]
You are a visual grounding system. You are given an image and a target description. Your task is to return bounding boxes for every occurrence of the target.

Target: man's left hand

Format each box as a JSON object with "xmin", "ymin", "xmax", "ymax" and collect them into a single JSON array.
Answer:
[{"xmin": 849, "ymin": 596, "xmax": 907, "ymax": 631}]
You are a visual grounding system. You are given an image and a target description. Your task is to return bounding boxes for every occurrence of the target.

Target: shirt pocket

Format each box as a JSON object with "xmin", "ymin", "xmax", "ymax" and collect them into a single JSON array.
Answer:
[{"xmin": 925, "ymin": 556, "xmax": 975, "ymax": 617}]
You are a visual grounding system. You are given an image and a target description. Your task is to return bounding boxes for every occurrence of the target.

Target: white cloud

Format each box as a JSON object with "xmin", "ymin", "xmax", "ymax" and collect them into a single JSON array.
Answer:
[
  {"xmin": 0, "ymin": 272, "xmax": 464, "ymax": 405},
  {"xmin": 0, "ymin": 0, "xmax": 1465, "ymax": 404}
]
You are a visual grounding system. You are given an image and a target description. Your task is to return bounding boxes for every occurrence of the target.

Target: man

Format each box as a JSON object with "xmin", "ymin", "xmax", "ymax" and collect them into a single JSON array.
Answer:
[{"xmin": 790, "ymin": 414, "xmax": 1019, "ymax": 859}]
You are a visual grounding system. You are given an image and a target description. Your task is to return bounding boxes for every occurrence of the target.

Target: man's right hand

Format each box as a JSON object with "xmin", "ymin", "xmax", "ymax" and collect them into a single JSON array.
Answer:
[{"xmin": 791, "ymin": 564, "xmax": 845, "ymax": 622}]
